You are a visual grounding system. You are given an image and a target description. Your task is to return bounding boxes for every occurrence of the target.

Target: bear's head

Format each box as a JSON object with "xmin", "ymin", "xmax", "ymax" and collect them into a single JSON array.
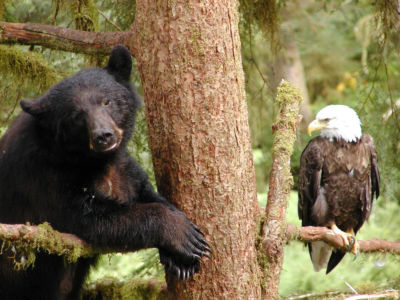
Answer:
[{"xmin": 20, "ymin": 45, "xmax": 141, "ymax": 159}]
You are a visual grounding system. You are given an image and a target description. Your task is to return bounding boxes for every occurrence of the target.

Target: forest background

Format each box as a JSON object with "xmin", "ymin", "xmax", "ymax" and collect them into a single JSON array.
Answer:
[{"xmin": 1, "ymin": 0, "xmax": 400, "ymax": 298}]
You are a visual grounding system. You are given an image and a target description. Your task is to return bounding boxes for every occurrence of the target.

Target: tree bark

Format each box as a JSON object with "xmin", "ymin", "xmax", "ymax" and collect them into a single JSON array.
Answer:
[
  {"xmin": 131, "ymin": 0, "xmax": 261, "ymax": 299},
  {"xmin": 0, "ymin": 22, "xmax": 130, "ymax": 55},
  {"xmin": 262, "ymin": 81, "xmax": 302, "ymax": 299}
]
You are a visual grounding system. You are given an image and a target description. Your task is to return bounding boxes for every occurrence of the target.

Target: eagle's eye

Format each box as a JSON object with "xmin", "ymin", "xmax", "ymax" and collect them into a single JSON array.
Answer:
[{"xmin": 321, "ymin": 118, "xmax": 331, "ymax": 122}]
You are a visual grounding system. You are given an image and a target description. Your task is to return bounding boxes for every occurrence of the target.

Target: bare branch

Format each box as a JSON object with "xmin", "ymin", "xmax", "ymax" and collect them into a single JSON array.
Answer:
[
  {"xmin": 0, "ymin": 22, "xmax": 132, "ymax": 55},
  {"xmin": 286, "ymin": 289, "xmax": 400, "ymax": 300},
  {"xmin": 285, "ymin": 224, "xmax": 400, "ymax": 254},
  {"xmin": 344, "ymin": 290, "xmax": 400, "ymax": 300}
]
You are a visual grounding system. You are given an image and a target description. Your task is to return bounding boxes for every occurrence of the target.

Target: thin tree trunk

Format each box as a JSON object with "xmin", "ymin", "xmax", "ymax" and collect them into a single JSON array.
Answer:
[
  {"xmin": 280, "ymin": 37, "xmax": 312, "ymax": 130},
  {"xmin": 131, "ymin": 0, "xmax": 262, "ymax": 298},
  {"xmin": 270, "ymin": 9, "xmax": 312, "ymax": 132},
  {"xmin": 262, "ymin": 81, "xmax": 302, "ymax": 299}
]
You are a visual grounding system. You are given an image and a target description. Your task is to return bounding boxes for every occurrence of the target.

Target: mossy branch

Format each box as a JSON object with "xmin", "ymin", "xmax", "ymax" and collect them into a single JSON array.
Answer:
[
  {"xmin": 285, "ymin": 223, "xmax": 400, "ymax": 254},
  {"xmin": 260, "ymin": 80, "xmax": 303, "ymax": 299},
  {"xmin": 0, "ymin": 222, "xmax": 95, "ymax": 267},
  {"xmin": 0, "ymin": 222, "xmax": 138, "ymax": 270},
  {"xmin": 0, "ymin": 21, "xmax": 132, "ymax": 55}
]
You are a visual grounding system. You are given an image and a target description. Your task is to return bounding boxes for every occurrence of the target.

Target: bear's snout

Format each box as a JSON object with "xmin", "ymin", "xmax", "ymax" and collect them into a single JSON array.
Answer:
[
  {"xmin": 92, "ymin": 128, "xmax": 118, "ymax": 152},
  {"xmin": 87, "ymin": 109, "xmax": 123, "ymax": 153}
]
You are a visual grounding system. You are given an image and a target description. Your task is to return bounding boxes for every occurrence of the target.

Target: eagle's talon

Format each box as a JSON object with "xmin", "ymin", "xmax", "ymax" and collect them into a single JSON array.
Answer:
[
  {"xmin": 350, "ymin": 239, "xmax": 360, "ymax": 257},
  {"xmin": 347, "ymin": 235, "xmax": 356, "ymax": 251}
]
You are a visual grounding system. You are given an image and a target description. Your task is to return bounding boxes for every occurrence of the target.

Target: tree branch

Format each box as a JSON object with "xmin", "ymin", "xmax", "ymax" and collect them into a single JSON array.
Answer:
[
  {"xmin": 0, "ymin": 22, "xmax": 132, "ymax": 55},
  {"xmin": 0, "ymin": 222, "xmax": 96, "ymax": 262},
  {"xmin": 0, "ymin": 222, "xmax": 135, "ymax": 268},
  {"xmin": 286, "ymin": 289, "xmax": 400, "ymax": 300},
  {"xmin": 261, "ymin": 81, "xmax": 303, "ymax": 299},
  {"xmin": 285, "ymin": 223, "xmax": 400, "ymax": 254}
]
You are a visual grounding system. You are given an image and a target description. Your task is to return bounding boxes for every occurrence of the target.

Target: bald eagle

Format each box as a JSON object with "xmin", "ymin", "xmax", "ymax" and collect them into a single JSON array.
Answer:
[{"xmin": 298, "ymin": 105, "xmax": 380, "ymax": 273}]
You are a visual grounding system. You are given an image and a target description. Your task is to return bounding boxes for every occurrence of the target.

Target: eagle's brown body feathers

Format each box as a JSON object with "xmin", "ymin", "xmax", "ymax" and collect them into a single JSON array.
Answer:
[{"xmin": 298, "ymin": 134, "xmax": 380, "ymax": 273}]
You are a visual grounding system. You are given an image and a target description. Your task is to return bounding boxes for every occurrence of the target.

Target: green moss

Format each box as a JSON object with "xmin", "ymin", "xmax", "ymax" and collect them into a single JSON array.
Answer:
[
  {"xmin": 255, "ymin": 214, "xmax": 269, "ymax": 290},
  {"xmin": 70, "ymin": 0, "xmax": 99, "ymax": 32},
  {"xmin": 239, "ymin": 0, "xmax": 280, "ymax": 50},
  {"xmin": 375, "ymin": 0, "xmax": 398, "ymax": 40},
  {"xmin": 51, "ymin": 0, "xmax": 102, "ymax": 66},
  {"xmin": 0, "ymin": 45, "xmax": 61, "ymax": 93},
  {"xmin": 2, "ymin": 222, "xmax": 95, "ymax": 271},
  {"xmin": 35, "ymin": 222, "xmax": 91, "ymax": 263},
  {"xmin": 273, "ymin": 81, "xmax": 302, "ymax": 162},
  {"xmin": 0, "ymin": 0, "xmax": 5, "ymax": 20},
  {"xmin": 83, "ymin": 278, "xmax": 166, "ymax": 300}
]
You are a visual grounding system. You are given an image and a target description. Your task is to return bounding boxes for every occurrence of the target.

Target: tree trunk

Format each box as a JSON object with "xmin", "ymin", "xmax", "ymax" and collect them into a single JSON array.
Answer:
[
  {"xmin": 279, "ymin": 37, "xmax": 312, "ymax": 130},
  {"xmin": 131, "ymin": 0, "xmax": 262, "ymax": 298},
  {"xmin": 270, "ymin": 10, "xmax": 312, "ymax": 132}
]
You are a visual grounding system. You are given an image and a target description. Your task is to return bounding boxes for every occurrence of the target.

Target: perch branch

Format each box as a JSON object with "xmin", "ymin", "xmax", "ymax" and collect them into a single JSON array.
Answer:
[
  {"xmin": 285, "ymin": 224, "xmax": 400, "ymax": 254},
  {"xmin": 261, "ymin": 81, "xmax": 303, "ymax": 299},
  {"xmin": 0, "ymin": 22, "xmax": 132, "ymax": 55}
]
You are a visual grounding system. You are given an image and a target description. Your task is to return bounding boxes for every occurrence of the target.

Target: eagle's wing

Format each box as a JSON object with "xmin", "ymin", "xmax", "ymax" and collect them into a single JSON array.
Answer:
[
  {"xmin": 298, "ymin": 138, "xmax": 324, "ymax": 226},
  {"xmin": 361, "ymin": 134, "xmax": 380, "ymax": 224},
  {"xmin": 299, "ymin": 138, "xmax": 333, "ymax": 272}
]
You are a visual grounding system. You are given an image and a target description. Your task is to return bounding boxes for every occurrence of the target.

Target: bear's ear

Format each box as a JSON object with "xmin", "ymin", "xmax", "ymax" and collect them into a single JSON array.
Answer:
[
  {"xmin": 20, "ymin": 97, "xmax": 50, "ymax": 117},
  {"xmin": 105, "ymin": 45, "xmax": 132, "ymax": 83}
]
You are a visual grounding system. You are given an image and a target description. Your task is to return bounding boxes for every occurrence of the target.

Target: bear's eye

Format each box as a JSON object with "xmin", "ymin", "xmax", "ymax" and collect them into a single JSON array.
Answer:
[{"xmin": 103, "ymin": 99, "xmax": 111, "ymax": 106}]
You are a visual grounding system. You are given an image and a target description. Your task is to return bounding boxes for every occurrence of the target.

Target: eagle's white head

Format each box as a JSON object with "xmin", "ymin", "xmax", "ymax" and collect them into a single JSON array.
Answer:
[{"xmin": 307, "ymin": 105, "xmax": 362, "ymax": 142}]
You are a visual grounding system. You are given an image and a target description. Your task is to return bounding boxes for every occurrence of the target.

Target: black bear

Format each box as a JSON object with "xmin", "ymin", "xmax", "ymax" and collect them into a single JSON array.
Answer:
[{"xmin": 0, "ymin": 45, "xmax": 210, "ymax": 300}]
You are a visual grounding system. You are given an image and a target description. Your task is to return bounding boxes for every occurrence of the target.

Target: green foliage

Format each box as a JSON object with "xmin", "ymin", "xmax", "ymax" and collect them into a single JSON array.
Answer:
[
  {"xmin": 0, "ymin": 0, "xmax": 5, "ymax": 20},
  {"xmin": 0, "ymin": 45, "xmax": 62, "ymax": 122},
  {"xmin": 70, "ymin": 0, "xmax": 99, "ymax": 31},
  {"xmin": 96, "ymin": 0, "xmax": 136, "ymax": 32},
  {"xmin": 83, "ymin": 277, "xmax": 165, "ymax": 300},
  {"xmin": 239, "ymin": 0, "xmax": 280, "ymax": 50},
  {"xmin": 0, "ymin": 45, "xmax": 60, "ymax": 92},
  {"xmin": 3, "ymin": 0, "xmax": 52, "ymax": 23},
  {"xmin": 88, "ymin": 249, "xmax": 164, "ymax": 283},
  {"xmin": 375, "ymin": 0, "xmax": 398, "ymax": 41}
]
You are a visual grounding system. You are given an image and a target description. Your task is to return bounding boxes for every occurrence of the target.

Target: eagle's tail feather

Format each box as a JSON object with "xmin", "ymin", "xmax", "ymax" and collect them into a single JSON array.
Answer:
[
  {"xmin": 326, "ymin": 251, "xmax": 346, "ymax": 274},
  {"xmin": 309, "ymin": 241, "xmax": 332, "ymax": 272}
]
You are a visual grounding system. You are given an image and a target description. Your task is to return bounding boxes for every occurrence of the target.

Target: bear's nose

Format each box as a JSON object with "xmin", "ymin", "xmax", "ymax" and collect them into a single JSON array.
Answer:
[{"xmin": 93, "ymin": 129, "xmax": 114, "ymax": 146}]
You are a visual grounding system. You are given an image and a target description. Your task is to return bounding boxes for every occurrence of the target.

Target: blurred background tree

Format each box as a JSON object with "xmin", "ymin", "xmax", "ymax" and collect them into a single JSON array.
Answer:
[{"xmin": 1, "ymin": 0, "xmax": 400, "ymax": 298}]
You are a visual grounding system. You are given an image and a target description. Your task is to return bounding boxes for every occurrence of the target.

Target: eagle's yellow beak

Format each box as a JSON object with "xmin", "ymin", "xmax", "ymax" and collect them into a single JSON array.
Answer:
[{"xmin": 307, "ymin": 119, "xmax": 327, "ymax": 136}]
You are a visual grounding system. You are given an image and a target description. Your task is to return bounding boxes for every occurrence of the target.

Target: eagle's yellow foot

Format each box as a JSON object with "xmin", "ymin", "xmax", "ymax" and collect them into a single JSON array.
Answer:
[
  {"xmin": 330, "ymin": 224, "xmax": 358, "ymax": 255},
  {"xmin": 348, "ymin": 229, "xmax": 359, "ymax": 258}
]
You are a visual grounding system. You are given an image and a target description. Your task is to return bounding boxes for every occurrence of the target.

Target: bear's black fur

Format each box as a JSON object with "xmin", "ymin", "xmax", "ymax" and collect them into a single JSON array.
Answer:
[{"xmin": 0, "ymin": 45, "xmax": 210, "ymax": 300}]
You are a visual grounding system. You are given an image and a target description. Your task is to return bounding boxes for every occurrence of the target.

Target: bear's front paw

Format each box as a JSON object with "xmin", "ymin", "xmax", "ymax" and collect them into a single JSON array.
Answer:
[{"xmin": 159, "ymin": 211, "xmax": 211, "ymax": 279}]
